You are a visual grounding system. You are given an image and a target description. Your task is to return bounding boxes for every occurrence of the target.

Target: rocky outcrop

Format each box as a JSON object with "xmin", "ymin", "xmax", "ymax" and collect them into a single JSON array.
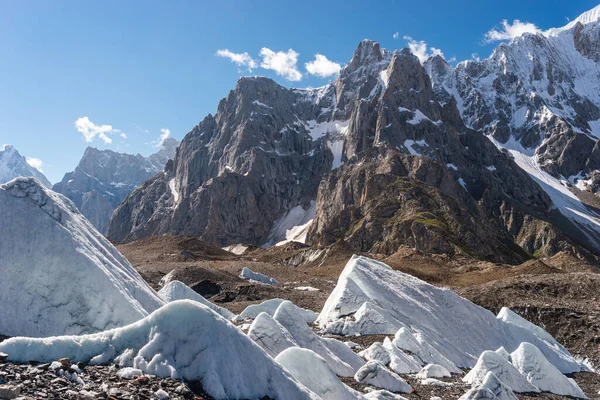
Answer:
[
  {"xmin": 308, "ymin": 150, "xmax": 520, "ymax": 261},
  {"xmin": 0, "ymin": 144, "xmax": 51, "ymax": 188},
  {"xmin": 53, "ymin": 138, "xmax": 178, "ymax": 234}
]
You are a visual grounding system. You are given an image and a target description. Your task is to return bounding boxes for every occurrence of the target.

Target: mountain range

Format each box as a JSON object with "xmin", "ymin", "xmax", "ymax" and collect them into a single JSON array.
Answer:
[
  {"xmin": 52, "ymin": 138, "xmax": 178, "ymax": 233},
  {"xmin": 104, "ymin": 6, "xmax": 600, "ymax": 266}
]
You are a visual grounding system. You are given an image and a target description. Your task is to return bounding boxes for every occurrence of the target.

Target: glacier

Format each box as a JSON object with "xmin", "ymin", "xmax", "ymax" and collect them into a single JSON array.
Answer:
[{"xmin": 0, "ymin": 177, "xmax": 163, "ymax": 337}]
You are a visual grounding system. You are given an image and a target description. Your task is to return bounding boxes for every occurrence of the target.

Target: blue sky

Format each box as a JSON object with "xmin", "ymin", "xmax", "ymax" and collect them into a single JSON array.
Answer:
[{"xmin": 1, "ymin": 0, "xmax": 598, "ymax": 183}]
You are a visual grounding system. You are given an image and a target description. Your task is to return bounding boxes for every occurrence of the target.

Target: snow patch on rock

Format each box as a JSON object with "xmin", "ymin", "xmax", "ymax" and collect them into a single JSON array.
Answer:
[
  {"xmin": 222, "ymin": 244, "xmax": 249, "ymax": 255},
  {"xmin": 264, "ymin": 201, "xmax": 316, "ymax": 247}
]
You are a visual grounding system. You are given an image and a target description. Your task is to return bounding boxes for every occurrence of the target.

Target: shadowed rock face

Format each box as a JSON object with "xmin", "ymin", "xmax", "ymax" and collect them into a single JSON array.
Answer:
[
  {"xmin": 53, "ymin": 138, "xmax": 178, "ymax": 234},
  {"xmin": 107, "ymin": 37, "xmax": 600, "ymax": 263},
  {"xmin": 107, "ymin": 76, "xmax": 337, "ymax": 245}
]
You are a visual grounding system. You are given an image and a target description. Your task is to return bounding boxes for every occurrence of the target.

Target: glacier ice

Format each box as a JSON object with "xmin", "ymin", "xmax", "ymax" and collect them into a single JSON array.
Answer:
[
  {"xmin": 158, "ymin": 280, "xmax": 235, "ymax": 320},
  {"xmin": 0, "ymin": 177, "xmax": 164, "ymax": 337},
  {"xmin": 0, "ymin": 300, "xmax": 318, "ymax": 400},
  {"xmin": 318, "ymin": 255, "xmax": 588, "ymax": 373}
]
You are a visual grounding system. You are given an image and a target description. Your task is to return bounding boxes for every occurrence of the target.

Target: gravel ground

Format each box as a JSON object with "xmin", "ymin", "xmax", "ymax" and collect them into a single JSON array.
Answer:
[{"xmin": 0, "ymin": 360, "xmax": 215, "ymax": 400}]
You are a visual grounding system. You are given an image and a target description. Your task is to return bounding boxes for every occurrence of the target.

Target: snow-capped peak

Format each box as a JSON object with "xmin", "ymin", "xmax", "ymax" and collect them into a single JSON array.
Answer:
[
  {"xmin": 0, "ymin": 144, "xmax": 51, "ymax": 188},
  {"xmin": 546, "ymin": 4, "xmax": 600, "ymax": 36}
]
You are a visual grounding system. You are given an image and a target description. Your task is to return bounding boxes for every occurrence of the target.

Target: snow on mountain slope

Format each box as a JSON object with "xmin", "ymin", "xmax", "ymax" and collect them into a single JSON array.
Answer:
[
  {"xmin": 108, "ymin": 36, "xmax": 597, "ymax": 261},
  {"xmin": 317, "ymin": 255, "xmax": 588, "ymax": 373},
  {"xmin": 488, "ymin": 136, "xmax": 600, "ymax": 248},
  {"xmin": 425, "ymin": 6, "xmax": 600, "ymax": 249},
  {"xmin": 157, "ymin": 280, "xmax": 235, "ymax": 320},
  {"xmin": 264, "ymin": 200, "xmax": 316, "ymax": 247},
  {"xmin": 0, "ymin": 177, "xmax": 164, "ymax": 337},
  {"xmin": 547, "ymin": 4, "xmax": 600, "ymax": 36},
  {"xmin": 0, "ymin": 144, "xmax": 51, "ymax": 187},
  {"xmin": 0, "ymin": 300, "xmax": 319, "ymax": 400}
]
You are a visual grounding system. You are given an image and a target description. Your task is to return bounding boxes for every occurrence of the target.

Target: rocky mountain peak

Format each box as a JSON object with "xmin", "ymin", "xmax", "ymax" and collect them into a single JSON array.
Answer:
[
  {"xmin": 348, "ymin": 39, "xmax": 383, "ymax": 69},
  {"xmin": 386, "ymin": 49, "xmax": 435, "ymax": 96},
  {"xmin": 333, "ymin": 40, "xmax": 391, "ymax": 118}
]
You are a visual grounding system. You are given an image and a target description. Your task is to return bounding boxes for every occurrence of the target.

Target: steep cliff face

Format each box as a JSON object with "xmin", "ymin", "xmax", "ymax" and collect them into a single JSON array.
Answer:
[
  {"xmin": 107, "ymin": 27, "xmax": 600, "ymax": 262},
  {"xmin": 53, "ymin": 138, "xmax": 178, "ymax": 234},
  {"xmin": 107, "ymin": 77, "xmax": 338, "ymax": 245}
]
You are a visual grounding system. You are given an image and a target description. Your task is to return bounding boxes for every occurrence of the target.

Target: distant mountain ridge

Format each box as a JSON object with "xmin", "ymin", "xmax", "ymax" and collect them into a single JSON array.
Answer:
[
  {"xmin": 0, "ymin": 144, "xmax": 51, "ymax": 188},
  {"xmin": 107, "ymin": 5, "xmax": 600, "ymax": 264},
  {"xmin": 53, "ymin": 138, "xmax": 178, "ymax": 234}
]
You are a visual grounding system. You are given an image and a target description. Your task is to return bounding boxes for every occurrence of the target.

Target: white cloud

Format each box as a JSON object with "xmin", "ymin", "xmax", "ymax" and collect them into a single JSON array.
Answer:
[
  {"xmin": 305, "ymin": 54, "xmax": 341, "ymax": 78},
  {"xmin": 216, "ymin": 49, "xmax": 258, "ymax": 71},
  {"xmin": 484, "ymin": 19, "xmax": 541, "ymax": 43},
  {"xmin": 26, "ymin": 157, "xmax": 44, "ymax": 172},
  {"xmin": 403, "ymin": 36, "xmax": 445, "ymax": 63},
  {"xmin": 393, "ymin": 32, "xmax": 399, "ymax": 39},
  {"xmin": 74, "ymin": 116, "xmax": 121, "ymax": 144},
  {"xmin": 120, "ymin": 133, "xmax": 127, "ymax": 139},
  {"xmin": 154, "ymin": 128, "xmax": 171, "ymax": 148},
  {"xmin": 259, "ymin": 48, "xmax": 302, "ymax": 81}
]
